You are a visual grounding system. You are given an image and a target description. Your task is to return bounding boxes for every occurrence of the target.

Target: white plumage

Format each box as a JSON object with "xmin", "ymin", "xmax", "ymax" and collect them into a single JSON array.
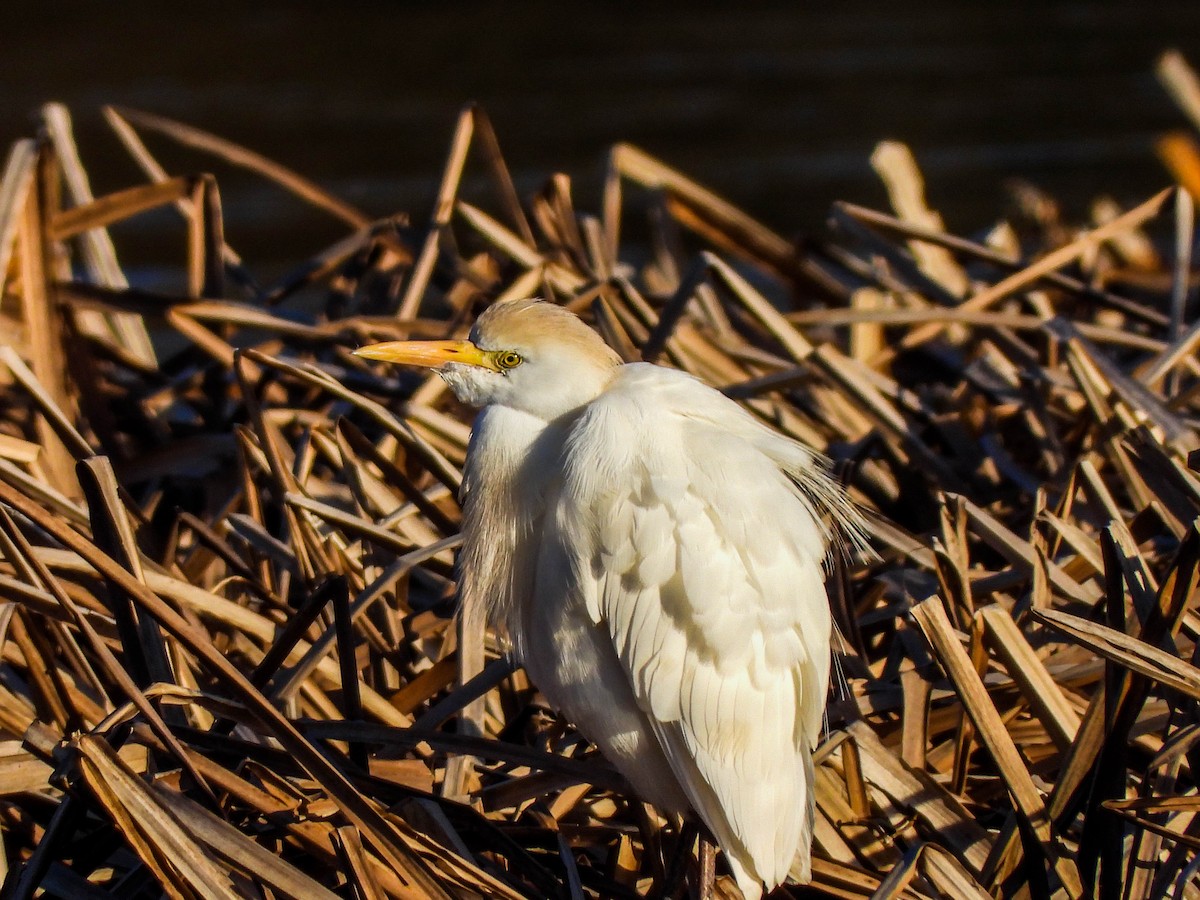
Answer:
[{"xmin": 356, "ymin": 298, "xmax": 860, "ymax": 898}]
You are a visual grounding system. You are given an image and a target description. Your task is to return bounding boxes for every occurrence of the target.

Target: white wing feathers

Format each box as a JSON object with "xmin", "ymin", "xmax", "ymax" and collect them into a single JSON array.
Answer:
[{"xmin": 547, "ymin": 364, "xmax": 838, "ymax": 891}]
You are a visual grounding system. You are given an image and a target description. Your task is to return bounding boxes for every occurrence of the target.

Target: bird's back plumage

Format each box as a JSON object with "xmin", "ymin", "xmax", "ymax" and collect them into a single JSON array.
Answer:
[{"xmin": 471, "ymin": 362, "xmax": 844, "ymax": 897}]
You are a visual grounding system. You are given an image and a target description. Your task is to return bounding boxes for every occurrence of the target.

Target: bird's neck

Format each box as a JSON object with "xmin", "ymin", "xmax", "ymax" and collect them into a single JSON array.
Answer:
[{"xmin": 458, "ymin": 405, "xmax": 560, "ymax": 636}]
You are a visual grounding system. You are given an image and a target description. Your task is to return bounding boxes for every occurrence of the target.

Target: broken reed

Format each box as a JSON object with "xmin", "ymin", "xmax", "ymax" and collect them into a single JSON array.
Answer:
[{"xmin": 1, "ymin": 73, "xmax": 1200, "ymax": 899}]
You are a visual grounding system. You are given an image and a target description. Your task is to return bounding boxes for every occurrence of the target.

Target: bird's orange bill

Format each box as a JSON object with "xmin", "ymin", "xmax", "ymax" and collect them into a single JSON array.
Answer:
[{"xmin": 353, "ymin": 339, "xmax": 499, "ymax": 371}]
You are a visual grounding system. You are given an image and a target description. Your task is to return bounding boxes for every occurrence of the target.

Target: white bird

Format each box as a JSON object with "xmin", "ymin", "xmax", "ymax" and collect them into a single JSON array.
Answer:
[{"xmin": 356, "ymin": 298, "xmax": 859, "ymax": 898}]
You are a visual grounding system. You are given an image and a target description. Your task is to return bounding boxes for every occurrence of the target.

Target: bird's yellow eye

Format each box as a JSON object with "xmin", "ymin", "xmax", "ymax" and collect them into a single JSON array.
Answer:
[{"xmin": 494, "ymin": 350, "xmax": 524, "ymax": 371}]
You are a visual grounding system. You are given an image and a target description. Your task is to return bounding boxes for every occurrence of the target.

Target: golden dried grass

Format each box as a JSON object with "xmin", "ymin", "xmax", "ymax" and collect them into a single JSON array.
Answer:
[{"xmin": 0, "ymin": 54, "xmax": 1199, "ymax": 897}]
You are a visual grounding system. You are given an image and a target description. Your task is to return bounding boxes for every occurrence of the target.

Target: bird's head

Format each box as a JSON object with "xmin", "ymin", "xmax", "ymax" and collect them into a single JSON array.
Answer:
[{"xmin": 355, "ymin": 299, "xmax": 622, "ymax": 420}]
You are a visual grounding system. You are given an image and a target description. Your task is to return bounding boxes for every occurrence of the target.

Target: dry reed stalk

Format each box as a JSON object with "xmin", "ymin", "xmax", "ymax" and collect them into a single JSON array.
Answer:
[{"xmin": 0, "ymin": 89, "xmax": 1196, "ymax": 900}]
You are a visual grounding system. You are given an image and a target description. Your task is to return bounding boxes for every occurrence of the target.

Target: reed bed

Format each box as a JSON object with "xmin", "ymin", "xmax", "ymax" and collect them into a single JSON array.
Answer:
[{"xmin": 1, "ymin": 54, "xmax": 1200, "ymax": 898}]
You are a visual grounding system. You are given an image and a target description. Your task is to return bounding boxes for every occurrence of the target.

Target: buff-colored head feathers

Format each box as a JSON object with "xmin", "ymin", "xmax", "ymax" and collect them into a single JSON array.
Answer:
[{"xmin": 471, "ymin": 299, "xmax": 622, "ymax": 369}]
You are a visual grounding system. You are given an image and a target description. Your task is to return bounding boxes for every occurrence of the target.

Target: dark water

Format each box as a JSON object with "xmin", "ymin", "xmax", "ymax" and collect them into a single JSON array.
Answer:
[{"xmin": 6, "ymin": 1, "xmax": 1200, "ymax": 271}]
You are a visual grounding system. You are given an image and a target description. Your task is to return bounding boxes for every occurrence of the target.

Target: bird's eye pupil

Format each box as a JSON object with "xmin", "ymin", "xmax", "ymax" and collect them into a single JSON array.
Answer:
[{"xmin": 497, "ymin": 351, "xmax": 523, "ymax": 370}]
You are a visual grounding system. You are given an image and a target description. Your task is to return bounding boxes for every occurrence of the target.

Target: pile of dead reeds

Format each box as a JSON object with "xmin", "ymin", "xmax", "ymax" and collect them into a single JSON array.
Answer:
[{"xmin": 2, "ymin": 51, "xmax": 1200, "ymax": 900}]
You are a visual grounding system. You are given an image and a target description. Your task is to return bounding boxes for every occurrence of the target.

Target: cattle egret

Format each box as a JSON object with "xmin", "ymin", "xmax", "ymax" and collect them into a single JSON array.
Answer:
[{"xmin": 356, "ymin": 298, "xmax": 860, "ymax": 898}]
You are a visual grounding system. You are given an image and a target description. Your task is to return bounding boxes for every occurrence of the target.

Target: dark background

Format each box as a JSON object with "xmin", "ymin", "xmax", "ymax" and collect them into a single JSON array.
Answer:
[{"xmin": 5, "ymin": 1, "xmax": 1200, "ymax": 275}]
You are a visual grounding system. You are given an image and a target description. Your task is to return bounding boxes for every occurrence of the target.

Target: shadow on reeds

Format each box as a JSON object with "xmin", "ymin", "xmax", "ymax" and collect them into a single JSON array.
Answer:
[{"xmin": 0, "ymin": 51, "xmax": 1199, "ymax": 898}]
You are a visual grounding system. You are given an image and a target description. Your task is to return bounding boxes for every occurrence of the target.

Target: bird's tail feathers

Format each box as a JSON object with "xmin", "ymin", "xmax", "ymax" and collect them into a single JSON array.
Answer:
[{"xmin": 786, "ymin": 752, "xmax": 816, "ymax": 885}]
